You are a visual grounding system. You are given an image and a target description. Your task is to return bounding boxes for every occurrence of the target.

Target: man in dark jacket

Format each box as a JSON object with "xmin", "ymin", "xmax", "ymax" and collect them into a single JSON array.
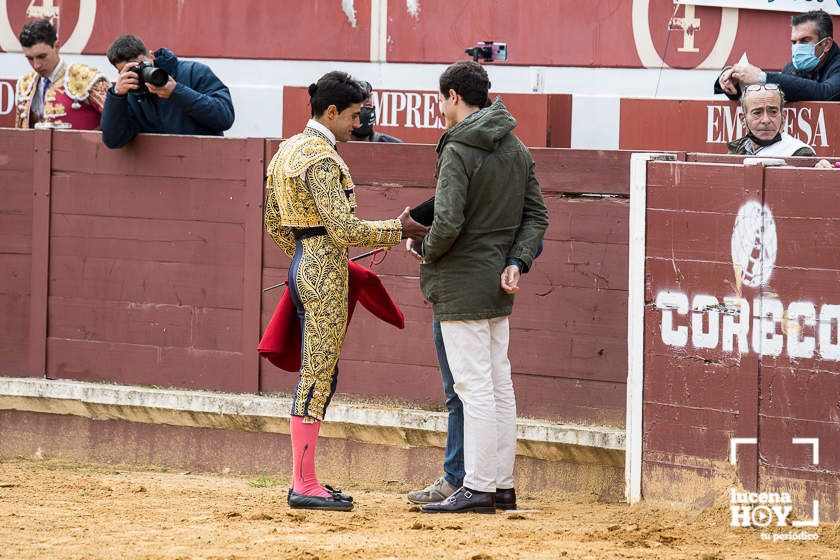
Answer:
[
  {"xmin": 715, "ymin": 9, "xmax": 840, "ymax": 102},
  {"xmin": 419, "ymin": 61, "xmax": 548, "ymax": 514},
  {"xmin": 350, "ymin": 81, "xmax": 403, "ymax": 143},
  {"xmin": 100, "ymin": 35, "xmax": 234, "ymax": 148}
]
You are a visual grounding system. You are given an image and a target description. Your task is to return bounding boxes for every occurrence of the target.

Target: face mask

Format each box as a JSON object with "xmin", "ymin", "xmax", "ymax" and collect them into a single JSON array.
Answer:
[
  {"xmin": 746, "ymin": 130, "xmax": 782, "ymax": 147},
  {"xmin": 744, "ymin": 109, "xmax": 783, "ymax": 147},
  {"xmin": 792, "ymin": 39, "xmax": 825, "ymax": 72},
  {"xmin": 353, "ymin": 106, "xmax": 376, "ymax": 137}
]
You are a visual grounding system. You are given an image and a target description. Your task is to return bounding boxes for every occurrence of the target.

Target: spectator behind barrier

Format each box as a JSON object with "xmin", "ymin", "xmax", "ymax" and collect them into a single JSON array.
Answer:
[
  {"xmin": 100, "ymin": 35, "xmax": 234, "ymax": 149},
  {"xmin": 14, "ymin": 18, "xmax": 109, "ymax": 130},
  {"xmin": 715, "ymin": 9, "xmax": 840, "ymax": 102},
  {"xmin": 730, "ymin": 84, "xmax": 833, "ymax": 168},
  {"xmin": 350, "ymin": 81, "xmax": 404, "ymax": 143}
]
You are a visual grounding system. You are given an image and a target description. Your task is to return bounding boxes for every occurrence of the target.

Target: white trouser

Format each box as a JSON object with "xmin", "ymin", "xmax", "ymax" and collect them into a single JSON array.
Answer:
[{"xmin": 440, "ymin": 317, "xmax": 517, "ymax": 492}]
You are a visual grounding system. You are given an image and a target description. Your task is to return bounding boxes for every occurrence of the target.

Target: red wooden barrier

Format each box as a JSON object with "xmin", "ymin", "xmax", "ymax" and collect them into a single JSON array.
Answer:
[
  {"xmin": 620, "ymin": 99, "xmax": 840, "ymax": 157},
  {"xmin": 0, "ymin": 129, "xmax": 631, "ymax": 426},
  {"xmin": 643, "ymin": 159, "xmax": 840, "ymax": 520},
  {"xmin": 45, "ymin": 131, "xmax": 258, "ymax": 393},
  {"xmin": 282, "ymin": 86, "xmax": 572, "ymax": 148},
  {"xmin": 0, "ymin": 127, "xmax": 34, "ymax": 375}
]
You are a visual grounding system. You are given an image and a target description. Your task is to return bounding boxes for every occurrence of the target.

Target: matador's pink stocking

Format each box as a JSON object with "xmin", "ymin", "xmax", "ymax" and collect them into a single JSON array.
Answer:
[{"xmin": 290, "ymin": 415, "xmax": 331, "ymax": 497}]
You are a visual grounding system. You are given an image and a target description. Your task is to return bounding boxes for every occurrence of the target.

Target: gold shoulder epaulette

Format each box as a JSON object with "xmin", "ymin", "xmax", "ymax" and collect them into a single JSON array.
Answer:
[
  {"xmin": 279, "ymin": 133, "xmax": 339, "ymax": 179},
  {"xmin": 64, "ymin": 63, "xmax": 107, "ymax": 103},
  {"xmin": 16, "ymin": 70, "xmax": 37, "ymax": 100}
]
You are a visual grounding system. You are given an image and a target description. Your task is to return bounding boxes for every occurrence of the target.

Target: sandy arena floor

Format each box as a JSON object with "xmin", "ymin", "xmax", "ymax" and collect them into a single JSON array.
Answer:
[{"xmin": 0, "ymin": 457, "xmax": 837, "ymax": 559}]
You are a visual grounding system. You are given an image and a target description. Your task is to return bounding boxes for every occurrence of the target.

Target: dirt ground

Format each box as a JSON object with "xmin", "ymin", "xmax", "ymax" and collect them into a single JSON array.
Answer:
[{"xmin": 0, "ymin": 457, "xmax": 837, "ymax": 560}]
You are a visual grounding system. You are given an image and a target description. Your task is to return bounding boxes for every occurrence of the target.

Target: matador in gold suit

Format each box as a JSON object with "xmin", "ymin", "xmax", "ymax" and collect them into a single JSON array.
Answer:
[
  {"xmin": 264, "ymin": 119, "xmax": 403, "ymax": 421},
  {"xmin": 15, "ymin": 59, "xmax": 109, "ymax": 130}
]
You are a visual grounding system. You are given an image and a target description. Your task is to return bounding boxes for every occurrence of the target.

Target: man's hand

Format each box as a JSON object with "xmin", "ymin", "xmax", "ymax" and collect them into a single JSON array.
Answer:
[
  {"xmin": 398, "ymin": 206, "xmax": 429, "ymax": 242},
  {"xmin": 405, "ymin": 238, "xmax": 422, "ymax": 261},
  {"xmin": 500, "ymin": 265, "xmax": 521, "ymax": 294},
  {"xmin": 114, "ymin": 62, "xmax": 141, "ymax": 95},
  {"xmin": 718, "ymin": 67, "xmax": 739, "ymax": 96},
  {"xmin": 730, "ymin": 63, "xmax": 763, "ymax": 87},
  {"xmin": 147, "ymin": 76, "xmax": 177, "ymax": 99}
]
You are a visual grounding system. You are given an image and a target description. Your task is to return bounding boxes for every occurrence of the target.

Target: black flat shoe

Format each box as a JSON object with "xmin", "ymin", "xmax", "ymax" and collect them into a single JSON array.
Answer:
[
  {"xmin": 495, "ymin": 487, "xmax": 517, "ymax": 510},
  {"xmin": 287, "ymin": 486, "xmax": 353, "ymax": 503},
  {"xmin": 421, "ymin": 486, "xmax": 496, "ymax": 514},
  {"xmin": 288, "ymin": 490, "xmax": 353, "ymax": 511},
  {"xmin": 324, "ymin": 484, "xmax": 353, "ymax": 502}
]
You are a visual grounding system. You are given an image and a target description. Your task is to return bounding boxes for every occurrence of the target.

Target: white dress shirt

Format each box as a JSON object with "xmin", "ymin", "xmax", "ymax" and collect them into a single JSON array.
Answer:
[{"xmin": 306, "ymin": 118, "xmax": 336, "ymax": 145}]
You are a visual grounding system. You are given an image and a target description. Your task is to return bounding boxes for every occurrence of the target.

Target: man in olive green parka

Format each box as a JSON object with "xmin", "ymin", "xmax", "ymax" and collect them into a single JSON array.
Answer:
[{"xmin": 419, "ymin": 61, "xmax": 548, "ymax": 514}]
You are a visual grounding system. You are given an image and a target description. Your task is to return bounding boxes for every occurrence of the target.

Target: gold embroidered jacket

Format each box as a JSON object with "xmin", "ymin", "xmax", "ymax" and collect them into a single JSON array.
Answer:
[
  {"xmin": 15, "ymin": 61, "xmax": 109, "ymax": 129},
  {"xmin": 264, "ymin": 127, "xmax": 402, "ymax": 257}
]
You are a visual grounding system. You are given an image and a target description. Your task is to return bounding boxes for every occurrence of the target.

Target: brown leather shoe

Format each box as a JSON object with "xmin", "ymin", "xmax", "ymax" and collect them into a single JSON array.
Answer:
[
  {"xmin": 495, "ymin": 487, "xmax": 517, "ymax": 510},
  {"xmin": 421, "ymin": 487, "xmax": 496, "ymax": 514}
]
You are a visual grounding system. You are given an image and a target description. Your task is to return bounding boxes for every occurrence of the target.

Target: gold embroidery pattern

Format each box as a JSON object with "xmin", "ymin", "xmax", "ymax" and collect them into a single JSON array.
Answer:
[
  {"xmin": 14, "ymin": 71, "xmax": 37, "ymax": 128},
  {"xmin": 64, "ymin": 63, "xmax": 107, "ymax": 105},
  {"xmin": 267, "ymin": 127, "xmax": 401, "ymax": 235},
  {"xmin": 43, "ymin": 91, "xmax": 67, "ymax": 119},
  {"xmin": 16, "ymin": 71, "xmax": 37, "ymax": 100},
  {"xmin": 14, "ymin": 62, "xmax": 107, "ymax": 127},
  {"xmin": 305, "ymin": 160, "xmax": 402, "ymax": 248},
  {"xmin": 87, "ymin": 79, "xmax": 109, "ymax": 112},
  {"xmin": 264, "ymin": 125, "xmax": 404, "ymax": 418},
  {"xmin": 264, "ymin": 182, "xmax": 296, "ymax": 258},
  {"xmin": 268, "ymin": 130, "xmax": 335, "ymax": 227},
  {"xmin": 291, "ymin": 234, "xmax": 349, "ymax": 419},
  {"xmin": 264, "ymin": 126, "xmax": 402, "ymax": 250}
]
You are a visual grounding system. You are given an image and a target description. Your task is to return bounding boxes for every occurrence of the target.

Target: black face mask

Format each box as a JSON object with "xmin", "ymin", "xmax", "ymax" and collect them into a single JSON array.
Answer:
[
  {"xmin": 746, "ymin": 129, "xmax": 782, "ymax": 147},
  {"xmin": 352, "ymin": 106, "xmax": 376, "ymax": 138}
]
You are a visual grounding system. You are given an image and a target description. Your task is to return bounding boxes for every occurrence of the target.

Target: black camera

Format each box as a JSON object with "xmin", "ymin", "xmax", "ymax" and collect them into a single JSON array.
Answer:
[
  {"xmin": 131, "ymin": 61, "xmax": 169, "ymax": 90},
  {"xmin": 465, "ymin": 42, "xmax": 508, "ymax": 63}
]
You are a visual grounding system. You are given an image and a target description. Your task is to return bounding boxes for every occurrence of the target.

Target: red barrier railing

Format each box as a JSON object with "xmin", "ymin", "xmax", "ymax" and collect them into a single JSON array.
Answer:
[{"xmin": 0, "ymin": 128, "xmax": 634, "ymax": 425}]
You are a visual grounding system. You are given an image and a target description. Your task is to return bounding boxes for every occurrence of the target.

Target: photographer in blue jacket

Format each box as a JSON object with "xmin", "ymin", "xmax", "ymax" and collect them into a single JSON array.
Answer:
[{"xmin": 100, "ymin": 35, "xmax": 234, "ymax": 149}]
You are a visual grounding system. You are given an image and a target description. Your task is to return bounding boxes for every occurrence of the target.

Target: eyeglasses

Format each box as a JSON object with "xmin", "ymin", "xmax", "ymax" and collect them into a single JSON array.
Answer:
[{"xmin": 744, "ymin": 83, "xmax": 780, "ymax": 93}]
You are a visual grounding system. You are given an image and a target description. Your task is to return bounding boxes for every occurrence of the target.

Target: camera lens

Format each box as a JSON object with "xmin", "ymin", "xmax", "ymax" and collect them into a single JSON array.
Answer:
[{"xmin": 140, "ymin": 66, "xmax": 169, "ymax": 87}]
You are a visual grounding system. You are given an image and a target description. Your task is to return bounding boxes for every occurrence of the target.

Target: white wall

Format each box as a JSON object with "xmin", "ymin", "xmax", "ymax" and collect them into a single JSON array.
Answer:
[{"xmin": 0, "ymin": 53, "xmax": 723, "ymax": 147}]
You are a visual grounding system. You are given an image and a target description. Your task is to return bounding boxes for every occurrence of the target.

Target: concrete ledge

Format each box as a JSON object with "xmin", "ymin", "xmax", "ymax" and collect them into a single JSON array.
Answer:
[{"xmin": 0, "ymin": 377, "xmax": 625, "ymax": 467}]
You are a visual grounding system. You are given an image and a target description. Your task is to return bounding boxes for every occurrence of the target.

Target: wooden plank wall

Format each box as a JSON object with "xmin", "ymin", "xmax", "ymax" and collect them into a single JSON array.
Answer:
[
  {"xmin": 759, "ymin": 167, "xmax": 840, "ymax": 520},
  {"xmin": 0, "ymin": 129, "xmax": 35, "ymax": 376},
  {"xmin": 643, "ymin": 159, "xmax": 840, "ymax": 519},
  {"xmin": 46, "ymin": 131, "xmax": 256, "ymax": 393},
  {"xmin": 1, "ymin": 129, "xmax": 631, "ymax": 427},
  {"xmin": 643, "ymin": 161, "xmax": 761, "ymax": 494}
]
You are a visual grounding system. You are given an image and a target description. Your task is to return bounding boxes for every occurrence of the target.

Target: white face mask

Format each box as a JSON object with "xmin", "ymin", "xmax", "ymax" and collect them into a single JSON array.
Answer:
[{"xmin": 792, "ymin": 37, "xmax": 827, "ymax": 72}]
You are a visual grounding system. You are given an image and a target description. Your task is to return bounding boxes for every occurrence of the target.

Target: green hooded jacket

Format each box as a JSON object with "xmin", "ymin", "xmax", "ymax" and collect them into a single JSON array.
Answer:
[{"xmin": 420, "ymin": 98, "xmax": 549, "ymax": 321}]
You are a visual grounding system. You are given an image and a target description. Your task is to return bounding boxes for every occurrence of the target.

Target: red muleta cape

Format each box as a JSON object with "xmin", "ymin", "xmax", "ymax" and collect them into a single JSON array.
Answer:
[{"xmin": 258, "ymin": 260, "xmax": 404, "ymax": 372}]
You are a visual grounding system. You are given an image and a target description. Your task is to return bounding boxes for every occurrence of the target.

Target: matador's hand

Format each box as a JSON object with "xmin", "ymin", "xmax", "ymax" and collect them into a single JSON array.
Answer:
[{"xmin": 398, "ymin": 206, "xmax": 428, "ymax": 242}]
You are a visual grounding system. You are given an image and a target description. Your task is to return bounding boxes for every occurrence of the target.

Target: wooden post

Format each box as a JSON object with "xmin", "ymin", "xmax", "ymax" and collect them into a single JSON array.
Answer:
[
  {"xmin": 735, "ymin": 162, "xmax": 766, "ymax": 492},
  {"xmin": 242, "ymin": 138, "xmax": 265, "ymax": 392},
  {"xmin": 29, "ymin": 129, "xmax": 52, "ymax": 378}
]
